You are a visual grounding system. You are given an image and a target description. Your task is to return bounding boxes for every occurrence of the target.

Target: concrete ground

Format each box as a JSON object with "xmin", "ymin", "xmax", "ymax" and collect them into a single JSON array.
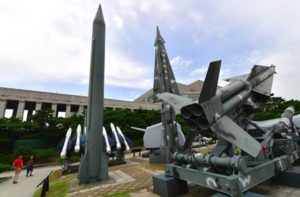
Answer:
[
  {"xmin": 66, "ymin": 157, "xmax": 300, "ymax": 197},
  {"xmin": 1, "ymin": 147, "xmax": 300, "ymax": 197},
  {"xmin": 0, "ymin": 165, "xmax": 60, "ymax": 197}
]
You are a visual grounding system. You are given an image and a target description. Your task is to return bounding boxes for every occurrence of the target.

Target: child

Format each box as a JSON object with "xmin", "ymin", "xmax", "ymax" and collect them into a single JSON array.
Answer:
[{"xmin": 26, "ymin": 155, "xmax": 34, "ymax": 177}]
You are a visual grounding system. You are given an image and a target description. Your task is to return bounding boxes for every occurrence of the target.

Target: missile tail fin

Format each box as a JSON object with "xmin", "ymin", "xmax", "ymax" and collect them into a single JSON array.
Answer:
[{"xmin": 198, "ymin": 60, "xmax": 221, "ymax": 103}]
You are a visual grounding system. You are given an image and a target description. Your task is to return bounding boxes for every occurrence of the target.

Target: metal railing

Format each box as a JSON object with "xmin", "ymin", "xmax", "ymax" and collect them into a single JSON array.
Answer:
[{"xmin": 36, "ymin": 170, "xmax": 53, "ymax": 197}]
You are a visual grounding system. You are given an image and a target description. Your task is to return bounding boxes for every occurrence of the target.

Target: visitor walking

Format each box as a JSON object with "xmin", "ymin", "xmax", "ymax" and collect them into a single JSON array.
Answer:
[
  {"xmin": 26, "ymin": 155, "xmax": 34, "ymax": 177},
  {"xmin": 12, "ymin": 155, "xmax": 23, "ymax": 184}
]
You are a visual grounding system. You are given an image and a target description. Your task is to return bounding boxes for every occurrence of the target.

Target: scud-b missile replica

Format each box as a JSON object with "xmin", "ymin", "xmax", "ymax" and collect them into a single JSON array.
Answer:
[{"xmin": 153, "ymin": 60, "xmax": 300, "ymax": 196}]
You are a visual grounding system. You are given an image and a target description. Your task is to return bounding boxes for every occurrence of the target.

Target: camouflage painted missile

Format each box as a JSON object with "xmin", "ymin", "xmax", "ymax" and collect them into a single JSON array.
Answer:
[{"xmin": 153, "ymin": 27, "xmax": 179, "ymax": 163}]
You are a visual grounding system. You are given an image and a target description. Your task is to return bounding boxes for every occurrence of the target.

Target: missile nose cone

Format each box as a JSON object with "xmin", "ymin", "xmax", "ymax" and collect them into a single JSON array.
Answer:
[
  {"xmin": 77, "ymin": 124, "xmax": 82, "ymax": 132},
  {"xmin": 154, "ymin": 26, "xmax": 165, "ymax": 46},
  {"xmin": 67, "ymin": 128, "xmax": 72, "ymax": 134},
  {"xmin": 94, "ymin": 4, "xmax": 105, "ymax": 24}
]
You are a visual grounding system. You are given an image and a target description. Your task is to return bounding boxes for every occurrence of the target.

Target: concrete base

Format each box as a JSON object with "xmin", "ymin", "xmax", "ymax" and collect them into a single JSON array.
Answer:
[
  {"xmin": 108, "ymin": 160, "xmax": 126, "ymax": 166},
  {"xmin": 153, "ymin": 174, "xmax": 188, "ymax": 197},
  {"xmin": 212, "ymin": 192, "xmax": 265, "ymax": 197},
  {"xmin": 149, "ymin": 153, "xmax": 166, "ymax": 163},
  {"xmin": 62, "ymin": 164, "xmax": 79, "ymax": 175},
  {"xmin": 272, "ymin": 165, "xmax": 300, "ymax": 187},
  {"xmin": 149, "ymin": 149, "xmax": 166, "ymax": 163}
]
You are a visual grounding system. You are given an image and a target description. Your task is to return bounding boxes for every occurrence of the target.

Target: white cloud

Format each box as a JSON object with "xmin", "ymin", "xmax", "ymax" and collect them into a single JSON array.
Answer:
[
  {"xmin": 1, "ymin": 0, "xmax": 300, "ymax": 100},
  {"xmin": 0, "ymin": 0, "xmax": 153, "ymax": 92},
  {"xmin": 104, "ymin": 49, "xmax": 152, "ymax": 89},
  {"xmin": 190, "ymin": 67, "xmax": 208, "ymax": 77},
  {"xmin": 170, "ymin": 56, "xmax": 193, "ymax": 71},
  {"xmin": 113, "ymin": 16, "xmax": 123, "ymax": 29}
]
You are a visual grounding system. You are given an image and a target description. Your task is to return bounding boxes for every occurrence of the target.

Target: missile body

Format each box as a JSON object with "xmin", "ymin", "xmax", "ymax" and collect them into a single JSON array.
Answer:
[
  {"xmin": 74, "ymin": 124, "xmax": 81, "ymax": 153},
  {"xmin": 103, "ymin": 127, "xmax": 111, "ymax": 153},
  {"xmin": 117, "ymin": 126, "xmax": 130, "ymax": 151},
  {"xmin": 78, "ymin": 4, "xmax": 108, "ymax": 183},
  {"xmin": 61, "ymin": 128, "xmax": 72, "ymax": 159},
  {"xmin": 111, "ymin": 123, "xmax": 121, "ymax": 150}
]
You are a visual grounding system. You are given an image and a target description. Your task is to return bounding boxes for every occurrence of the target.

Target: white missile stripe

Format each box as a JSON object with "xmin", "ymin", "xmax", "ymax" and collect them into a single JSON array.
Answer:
[
  {"xmin": 103, "ymin": 127, "xmax": 111, "ymax": 153},
  {"xmin": 74, "ymin": 124, "xmax": 81, "ymax": 153},
  {"xmin": 116, "ymin": 126, "xmax": 130, "ymax": 151},
  {"xmin": 111, "ymin": 123, "xmax": 121, "ymax": 149},
  {"xmin": 61, "ymin": 128, "xmax": 72, "ymax": 159}
]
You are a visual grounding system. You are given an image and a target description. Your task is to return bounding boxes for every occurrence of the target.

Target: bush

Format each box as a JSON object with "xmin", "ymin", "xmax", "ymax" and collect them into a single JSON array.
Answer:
[
  {"xmin": 69, "ymin": 155, "xmax": 81, "ymax": 163},
  {"xmin": 34, "ymin": 148, "xmax": 56, "ymax": 162},
  {"xmin": 13, "ymin": 147, "xmax": 35, "ymax": 161},
  {"xmin": 0, "ymin": 163, "xmax": 11, "ymax": 173},
  {"xmin": 0, "ymin": 153, "xmax": 13, "ymax": 164},
  {"xmin": 13, "ymin": 147, "xmax": 56, "ymax": 163}
]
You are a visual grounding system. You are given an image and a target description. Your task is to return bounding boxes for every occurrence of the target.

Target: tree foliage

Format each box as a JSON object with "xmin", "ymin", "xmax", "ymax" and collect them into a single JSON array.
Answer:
[
  {"xmin": 1, "ymin": 97, "xmax": 300, "ymax": 155},
  {"xmin": 254, "ymin": 97, "xmax": 300, "ymax": 120}
]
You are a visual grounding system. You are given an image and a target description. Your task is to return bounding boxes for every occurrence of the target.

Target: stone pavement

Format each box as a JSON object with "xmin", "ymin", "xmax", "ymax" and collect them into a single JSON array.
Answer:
[
  {"xmin": 0, "ymin": 165, "xmax": 60, "ymax": 197},
  {"xmin": 183, "ymin": 183, "xmax": 300, "ymax": 197},
  {"xmin": 67, "ymin": 158, "xmax": 163, "ymax": 197},
  {"xmin": 66, "ymin": 157, "xmax": 300, "ymax": 197},
  {"xmin": 2, "ymin": 148, "xmax": 300, "ymax": 197}
]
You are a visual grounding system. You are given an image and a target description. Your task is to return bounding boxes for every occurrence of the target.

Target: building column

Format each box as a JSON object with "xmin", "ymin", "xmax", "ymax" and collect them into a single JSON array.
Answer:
[
  {"xmin": 27, "ymin": 109, "xmax": 34, "ymax": 121},
  {"xmin": 65, "ymin": 104, "xmax": 71, "ymax": 118},
  {"xmin": 0, "ymin": 100, "xmax": 6, "ymax": 118},
  {"xmin": 35, "ymin": 102, "xmax": 42, "ymax": 111},
  {"xmin": 52, "ymin": 103, "xmax": 57, "ymax": 117},
  {"xmin": 16, "ymin": 101, "xmax": 25, "ymax": 120},
  {"xmin": 78, "ymin": 105, "xmax": 85, "ymax": 115}
]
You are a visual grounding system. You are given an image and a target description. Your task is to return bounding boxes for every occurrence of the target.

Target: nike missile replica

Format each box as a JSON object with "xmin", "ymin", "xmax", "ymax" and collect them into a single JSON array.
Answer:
[
  {"xmin": 103, "ymin": 127, "xmax": 111, "ymax": 153},
  {"xmin": 116, "ymin": 126, "xmax": 130, "ymax": 151},
  {"xmin": 110, "ymin": 123, "xmax": 121, "ymax": 150},
  {"xmin": 61, "ymin": 128, "xmax": 72, "ymax": 159},
  {"xmin": 78, "ymin": 4, "xmax": 108, "ymax": 183},
  {"xmin": 74, "ymin": 124, "xmax": 81, "ymax": 153}
]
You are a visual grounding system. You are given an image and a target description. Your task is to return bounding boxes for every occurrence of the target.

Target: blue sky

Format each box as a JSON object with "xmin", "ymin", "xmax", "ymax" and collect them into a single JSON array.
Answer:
[{"xmin": 1, "ymin": 0, "xmax": 300, "ymax": 100}]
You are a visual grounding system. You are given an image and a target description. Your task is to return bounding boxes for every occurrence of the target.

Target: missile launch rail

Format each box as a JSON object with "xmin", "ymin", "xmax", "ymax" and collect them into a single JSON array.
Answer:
[{"xmin": 153, "ymin": 61, "xmax": 300, "ymax": 196}]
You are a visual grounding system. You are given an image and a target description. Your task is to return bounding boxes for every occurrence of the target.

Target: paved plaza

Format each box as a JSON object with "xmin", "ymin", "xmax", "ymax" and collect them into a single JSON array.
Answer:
[
  {"xmin": 0, "ymin": 165, "xmax": 60, "ymax": 197},
  {"xmin": 1, "ymin": 153, "xmax": 300, "ymax": 196}
]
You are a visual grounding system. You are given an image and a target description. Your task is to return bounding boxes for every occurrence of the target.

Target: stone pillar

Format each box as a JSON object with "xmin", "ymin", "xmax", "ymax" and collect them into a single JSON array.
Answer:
[
  {"xmin": 65, "ymin": 104, "xmax": 71, "ymax": 118},
  {"xmin": 0, "ymin": 100, "xmax": 6, "ymax": 118},
  {"xmin": 52, "ymin": 103, "xmax": 57, "ymax": 117},
  {"xmin": 16, "ymin": 101, "xmax": 25, "ymax": 120},
  {"xmin": 35, "ymin": 102, "xmax": 42, "ymax": 111},
  {"xmin": 27, "ymin": 109, "xmax": 34, "ymax": 122}
]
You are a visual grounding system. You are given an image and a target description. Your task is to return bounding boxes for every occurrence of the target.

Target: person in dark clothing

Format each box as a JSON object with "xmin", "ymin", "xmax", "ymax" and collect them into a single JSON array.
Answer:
[{"xmin": 26, "ymin": 156, "xmax": 34, "ymax": 176}]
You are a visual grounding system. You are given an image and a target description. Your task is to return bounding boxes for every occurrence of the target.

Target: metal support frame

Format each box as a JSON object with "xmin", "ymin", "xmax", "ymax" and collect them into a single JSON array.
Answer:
[{"xmin": 163, "ymin": 151, "xmax": 299, "ymax": 196}]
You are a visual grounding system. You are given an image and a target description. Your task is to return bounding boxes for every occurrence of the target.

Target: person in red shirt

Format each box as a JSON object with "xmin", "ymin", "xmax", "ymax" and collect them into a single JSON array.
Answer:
[{"xmin": 12, "ymin": 155, "xmax": 23, "ymax": 184}]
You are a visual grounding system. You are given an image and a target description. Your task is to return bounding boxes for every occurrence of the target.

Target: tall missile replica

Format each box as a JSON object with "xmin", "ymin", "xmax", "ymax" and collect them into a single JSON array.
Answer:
[
  {"xmin": 151, "ymin": 27, "xmax": 181, "ymax": 163},
  {"xmin": 78, "ymin": 4, "xmax": 108, "ymax": 183},
  {"xmin": 154, "ymin": 62, "xmax": 300, "ymax": 196}
]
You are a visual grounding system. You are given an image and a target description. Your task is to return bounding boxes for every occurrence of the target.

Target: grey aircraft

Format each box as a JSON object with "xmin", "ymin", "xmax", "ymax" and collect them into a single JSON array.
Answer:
[{"xmin": 153, "ymin": 61, "xmax": 300, "ymax": 196}]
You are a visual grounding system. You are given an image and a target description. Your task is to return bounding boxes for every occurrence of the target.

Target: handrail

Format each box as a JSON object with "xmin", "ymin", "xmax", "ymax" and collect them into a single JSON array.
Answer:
[{"xmin": 36, "ymin": 170, "xmax": 53, "ymax": 197}]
